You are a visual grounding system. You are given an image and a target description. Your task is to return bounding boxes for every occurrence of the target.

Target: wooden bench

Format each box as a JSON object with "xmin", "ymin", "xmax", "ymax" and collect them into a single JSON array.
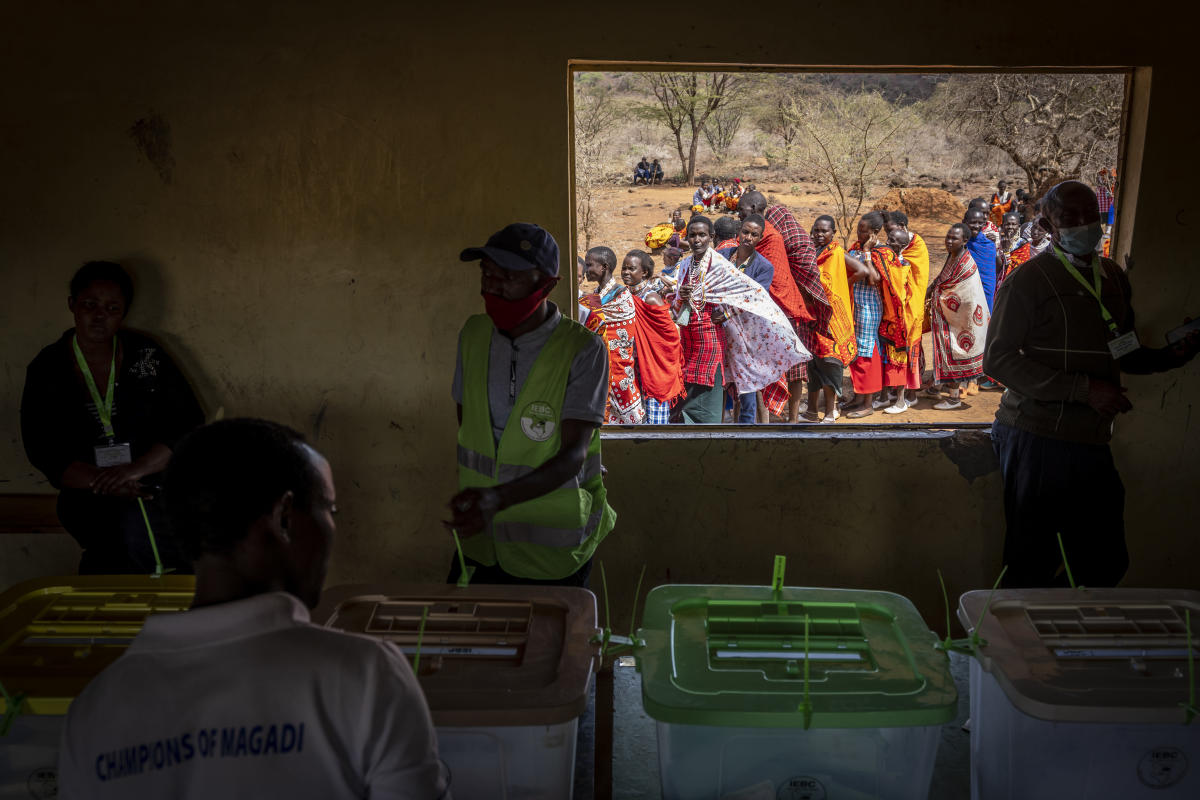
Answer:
[{"xmin": 0, "ymin": 493, "xmax": 66, "ymax": 534}]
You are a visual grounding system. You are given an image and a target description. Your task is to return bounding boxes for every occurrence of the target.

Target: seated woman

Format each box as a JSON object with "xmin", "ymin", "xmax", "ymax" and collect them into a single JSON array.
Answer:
[{"xmin": 21, "ymin": 261, "xmax": 204, "ymax": 574}]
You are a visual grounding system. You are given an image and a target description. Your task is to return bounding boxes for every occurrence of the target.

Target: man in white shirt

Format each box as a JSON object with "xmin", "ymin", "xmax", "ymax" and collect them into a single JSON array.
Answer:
[{"xmin": 57, "ymin": 418, "xmax": 449, "ymax": 799}]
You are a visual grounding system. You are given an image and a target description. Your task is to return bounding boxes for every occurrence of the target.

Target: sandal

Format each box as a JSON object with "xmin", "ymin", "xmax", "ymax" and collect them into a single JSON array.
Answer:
[
  {"xmin": 934, "ymin": 398, "xmax": 963, "ymax": 410},
  {"xmin": 798, "ymin": 411, "xmax": 821, "ymax": 423},
  {"xmin": 845, "ymin": 407, "xmax": 875, "ymax": 419}
]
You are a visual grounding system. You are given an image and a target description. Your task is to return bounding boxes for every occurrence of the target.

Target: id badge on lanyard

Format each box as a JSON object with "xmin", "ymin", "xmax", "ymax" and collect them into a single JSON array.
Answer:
[
  {"xmin": 73, "ymin": 335, "xmax": 133, "ymax": 467},
  {"xmin": 1054, "ymin": 247, "xmax": 1140, "ymax": 359},
  {"xmin": 94, "ymin": 442, "xmax": 133, "ymax": 467},
  {"xmin": 1108, "ymin": 330, "xmax": 1140, "ymax": 359}
]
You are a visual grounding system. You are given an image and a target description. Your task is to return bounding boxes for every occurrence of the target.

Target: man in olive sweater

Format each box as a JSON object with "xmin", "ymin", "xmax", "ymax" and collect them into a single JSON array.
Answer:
[{"xmin": 984, "ymin": 181, "xmax": 1199, "ymax": 588}]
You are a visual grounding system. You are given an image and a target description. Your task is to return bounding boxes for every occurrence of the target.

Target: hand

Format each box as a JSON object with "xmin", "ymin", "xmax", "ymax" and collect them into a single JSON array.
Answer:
[
  {"xmin": 678, "ymin": 283, "xmax": 693, "ymax": 301},
  {"xmin": 1086, "ymin": 379, "xmax": 1133, "ymax": 417},
  {"xmin": 866, "ymin": 265, "xmax": 881, "ymax": 287},
  {"xmin": 443, "ymin": 487, "xmax": 502, "ymax": 536},
  {"xmin": 1171, "ymin": 317, "xmax": 1199, "ymax": 362},
  {"xmin": 711, "ymin": 308, "xmax": 729, "ymax": 324},
  {"xmin": 90, "ymin": 463, "xmax": 146, "ymax": 497}
]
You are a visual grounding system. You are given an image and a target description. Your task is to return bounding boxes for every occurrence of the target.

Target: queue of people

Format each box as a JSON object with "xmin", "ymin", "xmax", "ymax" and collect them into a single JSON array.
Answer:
[{"xmin": 583, "ymin": 189, "xmax": 1010, "ymax": 423}]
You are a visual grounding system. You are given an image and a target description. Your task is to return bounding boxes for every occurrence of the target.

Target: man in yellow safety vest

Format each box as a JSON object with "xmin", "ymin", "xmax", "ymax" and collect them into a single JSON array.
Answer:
[{"xmin": 447, "ymin": 222, "xmax": 615, "ymax": 586}]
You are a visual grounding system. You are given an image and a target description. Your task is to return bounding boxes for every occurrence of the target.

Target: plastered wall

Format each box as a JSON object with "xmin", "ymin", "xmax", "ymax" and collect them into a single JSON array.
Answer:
[{"xmin": 1, "ymin": 1, "xmax": 1195, "ymax": 630}]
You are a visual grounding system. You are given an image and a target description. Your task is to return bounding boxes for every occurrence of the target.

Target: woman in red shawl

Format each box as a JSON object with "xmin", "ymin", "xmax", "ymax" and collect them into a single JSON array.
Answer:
[
  {"xmin": 842, "ymin": 211, "xmax": 909, "ymax": 419},
  {"xmin": 621, "ymin": 249, "xmax": 684, "ymax": 424},
  {"xmin": 580, "ymin": 246, "xmax": 646, "ymax": 424}
]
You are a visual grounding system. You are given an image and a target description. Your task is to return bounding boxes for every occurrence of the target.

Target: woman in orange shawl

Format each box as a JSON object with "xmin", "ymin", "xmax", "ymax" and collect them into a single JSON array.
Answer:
[
  {"xmin": 998, "ymin": 212, "xmax": 1032, "ymax": 281},
  {"xmin": 802, "ymin": 215, "xmax": 861, "ymax": 423},
  {"xmin": 621, "ymin": 249, "xmax": 684, "ymax": 424},
  {"xmin": 881, "ymin": 211, "xmax": 929, "ymax": 413},
  {"xmin": 581, "ymin": 246, "xmax": 646, "ymax": 424},
  {"xmin": 989, "ymin": 180, "xmax": 1014, "ymax": 227},
  {"xmin": 843, "ymin": 211, "xmax": 909, "ymax": 419}
]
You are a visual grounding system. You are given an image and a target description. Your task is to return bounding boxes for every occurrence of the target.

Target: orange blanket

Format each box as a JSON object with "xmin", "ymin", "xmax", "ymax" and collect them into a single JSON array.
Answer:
[
  {"xmin": 900, "ymin": 234, "xmax": 930, "ymax": 350},
  {"xmin": 814, "ymin": 242, "xmax": 857, "ymax": 365}
]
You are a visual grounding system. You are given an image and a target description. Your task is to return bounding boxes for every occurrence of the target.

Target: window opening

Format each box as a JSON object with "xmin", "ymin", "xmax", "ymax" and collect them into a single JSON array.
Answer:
[{"xmin": 570, "ymin": 66, "xmax": 1133, "ymax": 431}]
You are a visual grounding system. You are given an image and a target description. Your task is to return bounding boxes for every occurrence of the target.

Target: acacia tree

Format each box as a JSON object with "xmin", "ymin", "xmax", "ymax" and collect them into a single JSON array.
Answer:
[
  {"xmin": 752, "ymin": 74, "xmax": 814, "ymax": 166},
  {"xmin": 703, "ymin": 105, "xmax": 746, "ymax": 163},
  {"xmin": 930, "ymin": 74, "xmax": 1122, "ymax": 199},
  {"xmin": 636, "ymin": 72, "xmax": 746, "ymax": 183},
  {"xmin": 573, "ymin": 78, "xmax": 620, "ymax": 250},
  {"xmin": 786, "ymin": 90, "xmax": 914, "ymax": 246}
]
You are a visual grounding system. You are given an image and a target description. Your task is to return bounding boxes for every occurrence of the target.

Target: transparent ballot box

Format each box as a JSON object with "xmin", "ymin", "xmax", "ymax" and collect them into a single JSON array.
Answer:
[
  {"xmin": 318, "ymin": 583, "xmax": 599, "ymax": 800},
  {"xmin": 958, "ymin": 587, "xmax": 1200, "ymax": 799},
  {"xmin": 636, "ymin": 584, "xmax": 956, "ymax": 800},
  {"xmin": 0, "ymin": 575, "xmax": 194, "ymax": 799}
]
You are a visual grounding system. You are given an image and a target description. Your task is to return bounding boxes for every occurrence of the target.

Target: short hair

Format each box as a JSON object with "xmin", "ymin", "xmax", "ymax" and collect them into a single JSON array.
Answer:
[
  {"xmin": 886, "ymin": 210, "xmax": 909, "ymax": 228},
  {"xmin": 949, "ymin": 222, "xmax": 972, "ymax": 241},
  {"xmin": 1002, "ymin": 212, "xmax": 1020, "ymax": 225},
  {"xmin": 813, "ymin": 214, "xmax": 837, "ymax": 230},
  {"xmin": 687, "ymin": 215, "xmax": 714, "ymax": 235},
  {"xmin": 860, "ymin": 210, "xmax": 886, "ymax": 232},
  {"xmin": 626, "ymin": 249, "xmax": 655, "ymax": 277},
  {"xmin": 713, "ymin": 216, "xmax": 739, "ymax": 240},
  {"xmin": 165, "ymin": 419, "xmax": 321, "ymax": 559},
  {"xmin": 742, "ymin": 213, "xmax": 766, "ymax": 230},
  {"xmin": 585, "ymin": 246, "xmax": 617, "ymax": 271},
  {"xmin": 964, "ymin": 208, "xmax": 988, "ymax": 222},
  {"xmin": 968, "ymin": 197, "xmax": 987, "ymax": 209},
  {"xmin": 740, "ymin": 190, "xmax": 767, "ymax": 212},
  {"xmin": 1041, "ymin": 180, "xmax": 1099, "ymax": 223},
  {"xmin": 70, "ymin": 261, "xmax": 134, "ymax": 312}
]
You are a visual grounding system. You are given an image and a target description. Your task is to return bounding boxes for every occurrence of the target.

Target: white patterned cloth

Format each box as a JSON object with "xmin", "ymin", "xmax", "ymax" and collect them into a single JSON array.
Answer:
[{"xmin": 675, "ymin": 248, "xmax": 811, "ymax": 394}]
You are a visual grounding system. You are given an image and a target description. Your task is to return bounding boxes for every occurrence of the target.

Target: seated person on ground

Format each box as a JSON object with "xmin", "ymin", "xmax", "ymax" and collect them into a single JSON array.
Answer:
[
  {"xmin": 649, "ymin": 158, "xmax": 663, "ymax": 183},
  {"xmin": 633, "ymin": 156, "xmax": 651, "ymax": 185},
  {"xmin": 56, "ymin": 418, "xmax": 448, "ymax": 799},
  {"xmin": 20, "ymin": 260, "xmax": 203, "ymax": 575}
]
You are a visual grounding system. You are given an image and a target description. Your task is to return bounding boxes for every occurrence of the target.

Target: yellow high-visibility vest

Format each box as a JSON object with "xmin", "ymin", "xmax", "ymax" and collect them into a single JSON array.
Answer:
[{"xmin": 457, "ymin": 314, "xmax": 616, "ymax": 579}]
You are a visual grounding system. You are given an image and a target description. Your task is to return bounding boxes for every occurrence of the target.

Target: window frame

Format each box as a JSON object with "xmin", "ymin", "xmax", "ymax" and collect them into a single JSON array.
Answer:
[{"xmin": 567, "ymin": 62, "xmax": 1141, "ymax": 437}]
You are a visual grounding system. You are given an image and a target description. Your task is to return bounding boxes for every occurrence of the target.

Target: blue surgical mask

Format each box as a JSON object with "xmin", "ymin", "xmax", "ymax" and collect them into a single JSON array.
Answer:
[{"xmin": 1055, "ymin": 222, "xmax": 1103, "ymax": 257}]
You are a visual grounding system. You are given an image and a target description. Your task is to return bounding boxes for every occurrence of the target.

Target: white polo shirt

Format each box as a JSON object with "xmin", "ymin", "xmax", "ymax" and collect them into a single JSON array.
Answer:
[{"xmin": 57, "ymin": 592, "xmax": 449, "ymax": 799}]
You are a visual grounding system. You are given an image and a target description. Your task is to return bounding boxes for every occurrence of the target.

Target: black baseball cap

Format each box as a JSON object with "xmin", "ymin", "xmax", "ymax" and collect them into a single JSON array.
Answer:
[{"xmin": 460, "ymin": 222, "xmax": 560, "ymax": 277}]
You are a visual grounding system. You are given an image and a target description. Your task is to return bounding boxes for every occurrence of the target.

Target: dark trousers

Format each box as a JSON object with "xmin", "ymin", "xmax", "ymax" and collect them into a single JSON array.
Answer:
[
  {"xmin": 678, "ymin": 365, "xmax": 725, "ymax": 424},
  {"xmin": 992, "ymin": 422, "xmax": 1128, "ymax": 588},
  {"xmin": 57, "ymin": 491, "xmax": 193, "ymax": 575},
  {"xmin": 447, "ymin": 554, "xmax": 593, "ymax": 588}
]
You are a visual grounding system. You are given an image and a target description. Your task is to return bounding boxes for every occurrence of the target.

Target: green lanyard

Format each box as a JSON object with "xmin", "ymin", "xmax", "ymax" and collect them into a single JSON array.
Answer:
[
  {"xmin": 72, "ymin": 335, "xmax": 117, "ymax": 441},
  {"xmin": 72, "ymin": 335, "xmax": 170, "ymax": 578},
  {"xmin": 1052, "ymin": 246, "xmax": 1120, "ymax": 338}
]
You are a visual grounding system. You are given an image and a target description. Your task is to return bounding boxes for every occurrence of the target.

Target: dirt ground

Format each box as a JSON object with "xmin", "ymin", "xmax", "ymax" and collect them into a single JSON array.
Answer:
[{"xmin": 580, "ymin": 180, "xmax": 1003, "ymax": 425}]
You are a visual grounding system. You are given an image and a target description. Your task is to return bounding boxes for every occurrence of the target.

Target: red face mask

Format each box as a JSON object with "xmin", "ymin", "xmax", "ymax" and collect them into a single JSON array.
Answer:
[{"xmin": 482, "ymin": 277, "xmax": 559, "ymax": 331}]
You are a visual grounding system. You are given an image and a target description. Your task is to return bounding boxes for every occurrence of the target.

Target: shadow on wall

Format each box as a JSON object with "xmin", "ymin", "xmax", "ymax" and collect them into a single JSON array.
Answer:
[{"xmin": 119, "ymin": 254, "xmax": 217, "ymax": 423}]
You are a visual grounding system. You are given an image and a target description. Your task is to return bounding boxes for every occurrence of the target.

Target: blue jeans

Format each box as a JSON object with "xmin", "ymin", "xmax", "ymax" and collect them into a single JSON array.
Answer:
[{"xmin": 738, "ymin": 392, "xmax": 757, "ymax": 424}]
